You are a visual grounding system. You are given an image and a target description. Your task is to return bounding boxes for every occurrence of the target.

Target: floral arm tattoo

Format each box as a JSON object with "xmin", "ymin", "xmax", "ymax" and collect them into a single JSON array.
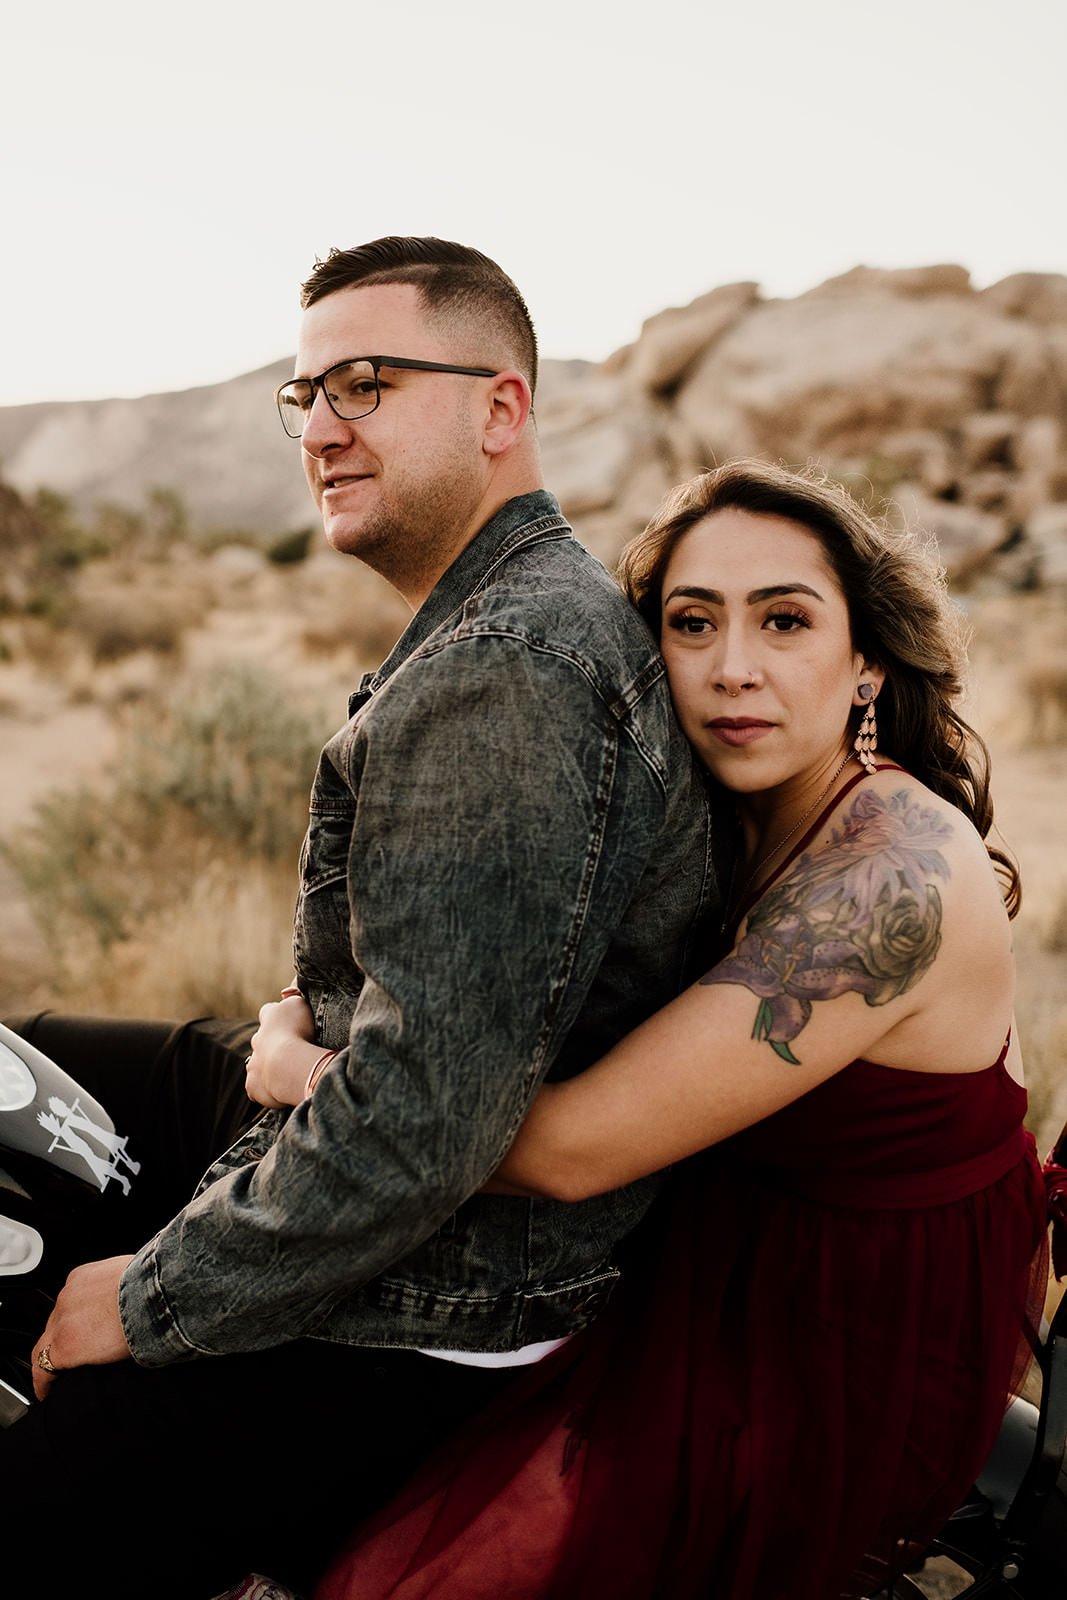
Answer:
[{"xmin": 703, "ymin": 789, "xmax": 953, "ymax": 1064}]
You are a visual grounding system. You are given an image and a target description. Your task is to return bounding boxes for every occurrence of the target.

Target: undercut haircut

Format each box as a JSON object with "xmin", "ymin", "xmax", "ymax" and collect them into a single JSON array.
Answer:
[{"xmin": 300, "ymin": 236, "xmax": 539, "ymax": 395}]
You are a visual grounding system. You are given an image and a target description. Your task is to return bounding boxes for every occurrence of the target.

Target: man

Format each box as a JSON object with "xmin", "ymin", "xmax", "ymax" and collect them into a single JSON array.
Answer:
[{"xmin": 0, "ymin": 238, "xmax": 721, "ymax": 1596}]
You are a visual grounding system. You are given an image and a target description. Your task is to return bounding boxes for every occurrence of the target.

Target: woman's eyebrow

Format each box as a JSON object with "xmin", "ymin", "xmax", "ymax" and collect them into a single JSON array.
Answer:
[
  {"xmin": 746, "ymin": 583, "xmax": 826, "ymax": 604},
  {"xmin": 662, "ymin": 583, "xmax": 826, "ymax": 605},
  {"xmin": 663, "ymin": 585, "xmax": 724, "ymax": 605}
]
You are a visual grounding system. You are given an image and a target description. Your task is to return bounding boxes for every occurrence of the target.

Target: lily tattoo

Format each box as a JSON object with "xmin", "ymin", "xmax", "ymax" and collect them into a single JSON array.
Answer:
[{"xmin": 704, "ymin": 789, "xmax": 953, "ymax": 1063}]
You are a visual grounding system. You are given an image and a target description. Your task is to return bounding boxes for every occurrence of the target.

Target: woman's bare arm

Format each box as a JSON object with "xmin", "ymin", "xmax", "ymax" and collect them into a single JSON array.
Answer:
[{"xmin": 493, "ymin": 785, "xmax": 1010, "ymax": 1201}]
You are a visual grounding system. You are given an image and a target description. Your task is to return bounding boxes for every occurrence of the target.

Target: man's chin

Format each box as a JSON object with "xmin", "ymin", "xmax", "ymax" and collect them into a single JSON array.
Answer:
[{"xmin": 323, "ymin": 517, "xmax": 384, "ymax": 559}]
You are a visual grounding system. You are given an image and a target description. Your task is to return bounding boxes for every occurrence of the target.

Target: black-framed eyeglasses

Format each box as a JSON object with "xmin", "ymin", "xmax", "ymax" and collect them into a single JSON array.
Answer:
[{"xmin": 274, "ymin": 355, "xmax": 501, "ymax": 439}]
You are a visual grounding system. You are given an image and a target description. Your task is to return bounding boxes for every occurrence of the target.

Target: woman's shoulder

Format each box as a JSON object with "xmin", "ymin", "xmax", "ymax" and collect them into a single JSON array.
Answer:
[
  {"xmin": 768, "ymin": 762, "xmax": 1011, "ymax": 994},
  {"xmin": 741, "ymin": 763, "xmax": 1013, "ymax": 1069},
  {"xmin": 791, "ymin": 765, "xmax": 1005, "ymax": 916},
  {"xmin": 750, "ymin": 762, "xmax": 1009, "ymax": 961},
  {"xmin": 824, "ymin": 766, "xmax": 999, "ymax": 882}
]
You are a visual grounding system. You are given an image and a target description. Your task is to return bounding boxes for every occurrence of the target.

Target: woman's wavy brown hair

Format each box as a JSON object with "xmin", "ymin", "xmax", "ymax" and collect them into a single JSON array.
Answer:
[{"xmin": 617, "ymin": 458, "xmax": 1021, "ymax": 916}]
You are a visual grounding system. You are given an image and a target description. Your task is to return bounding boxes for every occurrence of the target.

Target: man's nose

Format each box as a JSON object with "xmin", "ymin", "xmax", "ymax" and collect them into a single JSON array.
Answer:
[{"xmin": 300, "ymin": 387, "xmax": 352, "ymax": 456}]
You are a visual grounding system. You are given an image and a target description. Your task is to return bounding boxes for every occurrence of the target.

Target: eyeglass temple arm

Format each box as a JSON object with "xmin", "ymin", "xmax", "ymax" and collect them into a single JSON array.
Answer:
[{"xmin": 372, "ymin": 357, "xmax": 499, "ymax": 376}]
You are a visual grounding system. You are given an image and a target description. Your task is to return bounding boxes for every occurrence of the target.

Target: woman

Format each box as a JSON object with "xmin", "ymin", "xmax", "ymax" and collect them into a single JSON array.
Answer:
[{"xmin": 307, "ymin": 460, "xmax": 1048, "ymax": 1600}]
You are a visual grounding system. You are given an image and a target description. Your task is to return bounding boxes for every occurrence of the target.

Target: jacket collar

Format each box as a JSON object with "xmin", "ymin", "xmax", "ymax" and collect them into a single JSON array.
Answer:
[{"xmin": 349, "ymin": 490, "xmax": 571, "ymax": 709}]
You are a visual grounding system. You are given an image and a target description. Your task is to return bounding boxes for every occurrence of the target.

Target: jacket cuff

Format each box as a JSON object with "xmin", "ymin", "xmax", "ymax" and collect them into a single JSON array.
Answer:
[{"xmin": 118, "ymin": 1240, "xmax": 203, "ymax": 1367}]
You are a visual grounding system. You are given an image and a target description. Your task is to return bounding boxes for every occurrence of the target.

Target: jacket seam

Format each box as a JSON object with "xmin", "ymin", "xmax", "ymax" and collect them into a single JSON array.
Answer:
[
  {"xmin": 525, "ymin": 731, "xmax": 616, "ymax": 1095},
  {"xmin": 407, "ymin": 627, "xmax": 670, "ymax": 790}
]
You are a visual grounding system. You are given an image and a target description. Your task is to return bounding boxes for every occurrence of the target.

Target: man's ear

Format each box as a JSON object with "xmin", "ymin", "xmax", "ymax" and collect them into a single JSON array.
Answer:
[{"xmin": 482, "ymin": 370, "xmax": 533, "ymax": 456}]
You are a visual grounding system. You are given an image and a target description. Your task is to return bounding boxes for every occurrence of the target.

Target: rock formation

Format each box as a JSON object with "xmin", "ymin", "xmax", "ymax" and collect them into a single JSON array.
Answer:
[{"xmin": 541, "ymin": 265, "xmax": 1067, "ymax": 591}]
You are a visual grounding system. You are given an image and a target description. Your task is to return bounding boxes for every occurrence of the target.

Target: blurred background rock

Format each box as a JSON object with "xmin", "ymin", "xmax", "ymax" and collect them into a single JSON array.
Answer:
[{"xmin": 1, "ymin": 262, "xmax": 1064, "ymax": 1156}]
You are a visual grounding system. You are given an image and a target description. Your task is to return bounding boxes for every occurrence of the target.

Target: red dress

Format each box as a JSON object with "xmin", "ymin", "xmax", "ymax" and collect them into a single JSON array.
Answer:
[{"xmin": 314, "ymin": 783, "xmax": 1049, "ymax": 1600}]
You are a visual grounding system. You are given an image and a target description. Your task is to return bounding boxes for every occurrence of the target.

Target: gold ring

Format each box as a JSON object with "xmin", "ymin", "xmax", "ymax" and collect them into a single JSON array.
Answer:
[{"xmin": 37, "ymin": 1344, "xmax": 57, "ymax": 1374}]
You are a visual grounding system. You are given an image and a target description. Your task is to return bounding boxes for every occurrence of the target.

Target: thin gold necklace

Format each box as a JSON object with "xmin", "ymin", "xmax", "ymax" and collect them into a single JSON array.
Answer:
[{"xmin": 721, "ymin": 749, "xmax": 858, "ymax": 935}]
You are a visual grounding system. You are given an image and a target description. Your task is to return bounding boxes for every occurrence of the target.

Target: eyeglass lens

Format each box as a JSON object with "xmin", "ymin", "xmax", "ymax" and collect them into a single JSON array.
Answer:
[{"xmin": 278, "ymin": 359, "xmax": 380, "ymax": 436}]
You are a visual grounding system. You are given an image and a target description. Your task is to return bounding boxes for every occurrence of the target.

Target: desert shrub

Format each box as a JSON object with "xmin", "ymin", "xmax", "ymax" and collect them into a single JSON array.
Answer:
[
  {"xmin": 90, "ymin": 500, "xmax": 148, "ymax": 557},
  {"xmin": 31, "ymin": 854, "xmax": 300, "ymax": 1020},
  {"xmin": 1044, "ymin": 886, "xmax": 1067, "ymax": 955},
  {"xmin": 69, "ymin": 587, "xmax": 198, "ymax": 662},
  {"xmin": 145, "ymin": 485, "xmax": 189, "ymax": 548},
  {"xmin": 122, "ymin": 663, "xmax": 327, "ymax": 855},
  {"xmin": 1022, "ymin": 657, "xmax": 1067, "ymax": 746},
  {"xmin": 299, "ymin": 562, "xmax": 410, "ymax": 666},
  {"xmin": 31, "ymin": 488, "xmax": 103, "ymax": 571},
  {"xmin": 267, "ymin": 527, "xmax": 314, "ymax": 565},
  {"xmin": 4, "ymin": 664, "xmax": 332, "ymax": 1006}
]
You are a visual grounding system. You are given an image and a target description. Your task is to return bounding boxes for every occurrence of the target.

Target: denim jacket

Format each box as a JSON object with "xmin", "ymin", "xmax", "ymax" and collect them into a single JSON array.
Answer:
[{"xmin": 120, "ymin": 491, "xmax": 726, "ymax": 1365}]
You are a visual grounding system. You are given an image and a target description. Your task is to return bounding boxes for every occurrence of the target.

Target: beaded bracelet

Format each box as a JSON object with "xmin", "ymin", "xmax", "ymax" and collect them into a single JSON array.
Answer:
[{"xmin": 304, "ymin": 1048, "xmax": 338, "ymax": 1100}]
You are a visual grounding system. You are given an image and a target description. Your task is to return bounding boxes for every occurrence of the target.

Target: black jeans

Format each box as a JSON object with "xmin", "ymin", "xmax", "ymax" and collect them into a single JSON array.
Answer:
[{"xmin": 0, "ymin": 1013, "xmax": 515, "ymax": 1600}]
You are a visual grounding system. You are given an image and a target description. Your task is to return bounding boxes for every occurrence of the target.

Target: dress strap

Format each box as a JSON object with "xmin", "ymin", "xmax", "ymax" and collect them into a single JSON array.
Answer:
[{"xmin": 735, "ymin": 763, "xmax": 909, "ymax": 927}]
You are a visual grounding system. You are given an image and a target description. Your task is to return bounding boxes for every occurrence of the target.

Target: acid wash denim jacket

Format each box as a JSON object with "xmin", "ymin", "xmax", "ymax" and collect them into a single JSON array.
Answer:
[{"xmin": 120, "ymin": 491, "xmax": 727, "ymax": 1366}]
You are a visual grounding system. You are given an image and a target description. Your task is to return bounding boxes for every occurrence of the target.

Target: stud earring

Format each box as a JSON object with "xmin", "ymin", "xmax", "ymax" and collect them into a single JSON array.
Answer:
[{"xmin": 854, "ymin": 683, "xmax": 878, "ymax": 774}]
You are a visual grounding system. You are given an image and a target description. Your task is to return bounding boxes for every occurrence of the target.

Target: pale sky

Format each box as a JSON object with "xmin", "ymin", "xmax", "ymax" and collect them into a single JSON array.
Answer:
[{"xmin": 2, "ymin": 0, "xmax": 1064, "ymax": 406}]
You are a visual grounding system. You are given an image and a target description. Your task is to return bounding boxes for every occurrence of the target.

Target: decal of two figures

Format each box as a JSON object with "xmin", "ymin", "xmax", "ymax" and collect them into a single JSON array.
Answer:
[
  {"xmin": 37, "ymin": 1097, "xmax": 140, "ymax": 1194},
  {"xmin": 0, "ymin": 1034, "xmax": 139, "ymax": 1194}
]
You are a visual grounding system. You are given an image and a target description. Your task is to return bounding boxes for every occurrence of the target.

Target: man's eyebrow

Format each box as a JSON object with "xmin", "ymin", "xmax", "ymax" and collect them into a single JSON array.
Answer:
[{"xmin": 662, "ymin": 583, "xmax": 827, "ymax": 605}]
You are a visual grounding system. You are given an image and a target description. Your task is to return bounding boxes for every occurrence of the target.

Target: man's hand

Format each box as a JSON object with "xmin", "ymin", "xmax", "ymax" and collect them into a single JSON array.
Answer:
[
  {"xmin": 31, "ymin": 1255, "xmax": 135, "ymax": 1400},
  {"xmin": 245, "ymin": 993, "xmax": 320, "ymax": 1108}
]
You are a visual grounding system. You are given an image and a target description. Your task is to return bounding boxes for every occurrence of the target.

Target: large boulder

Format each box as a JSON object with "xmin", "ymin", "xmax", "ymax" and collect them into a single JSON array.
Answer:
[
  {"xmin": 980, "ymin": 272, "xmax": 1067, "ymax": 326},
  {"xmin": 624, "ymin": 282, "xmax": 760, "ymax": 394},
  {"xmin": 672, "ymin": 289, "xmax": 1049, "ymax": 464},
  {"xmin": 531, "ymin": 268, "xmax": 1067, "ymax": 589}
]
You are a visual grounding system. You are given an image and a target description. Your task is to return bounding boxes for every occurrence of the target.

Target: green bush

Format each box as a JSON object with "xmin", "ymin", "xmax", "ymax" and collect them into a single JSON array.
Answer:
[
  {"xmin": 5, "ymin": 663, "xmax": 331, "ymax": 961},
  {"xmin": 267, "ymin": 527, "xmax": 314, "ymax": 565},
  {"xmin": 126, "ymin": 663, "xmax": 328, "ymax": 857}
]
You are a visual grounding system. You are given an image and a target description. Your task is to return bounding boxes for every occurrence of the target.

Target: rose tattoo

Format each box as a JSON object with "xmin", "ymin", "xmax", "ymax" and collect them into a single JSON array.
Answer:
[{"xmin": 703, "ymin": 789, "xmax": 952, "ymax": 1063}]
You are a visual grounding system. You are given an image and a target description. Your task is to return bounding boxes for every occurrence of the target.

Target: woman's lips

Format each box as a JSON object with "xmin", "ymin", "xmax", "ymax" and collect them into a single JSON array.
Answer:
[{"xmin": 707, "ymin": 720, "xmax": 774, "ymax": 747}]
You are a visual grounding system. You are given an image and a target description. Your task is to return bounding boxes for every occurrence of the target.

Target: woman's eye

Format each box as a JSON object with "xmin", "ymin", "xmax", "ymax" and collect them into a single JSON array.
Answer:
[
  {"xmin": 765, "ymin": 611, "xmax": 810, "ymax": 632},
  {"xmin": 666, "ymin": 613, "xmax": 712, "ymax": 635}
]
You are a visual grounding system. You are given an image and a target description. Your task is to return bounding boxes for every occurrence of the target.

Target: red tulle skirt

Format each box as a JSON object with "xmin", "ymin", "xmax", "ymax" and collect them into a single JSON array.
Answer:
[{"xmin": 315, "ymin": 1057, "xmax": 1049, "ymax": 1600}]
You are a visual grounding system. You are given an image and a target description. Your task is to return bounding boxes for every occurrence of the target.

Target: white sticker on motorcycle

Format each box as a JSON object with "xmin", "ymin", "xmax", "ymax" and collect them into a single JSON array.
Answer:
[
  {"xmin": 0, "ymin": 1023, "xmax": 139, "ymax": 1193},
  {"xmin": 37, "ymin": 1097, "xmax": 141, "ymax": 1195}
]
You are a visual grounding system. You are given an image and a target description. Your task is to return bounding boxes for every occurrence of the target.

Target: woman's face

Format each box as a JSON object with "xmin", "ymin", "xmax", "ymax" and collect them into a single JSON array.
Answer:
[{"xmin": 658, "ymin": 508, "xmax": 879, "ymax": 797}]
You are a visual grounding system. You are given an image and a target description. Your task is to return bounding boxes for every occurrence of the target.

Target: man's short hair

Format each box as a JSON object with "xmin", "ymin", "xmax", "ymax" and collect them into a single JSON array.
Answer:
[{"xmin": 300, "ymin": 236, "xmax": 539, "ymax": 395}]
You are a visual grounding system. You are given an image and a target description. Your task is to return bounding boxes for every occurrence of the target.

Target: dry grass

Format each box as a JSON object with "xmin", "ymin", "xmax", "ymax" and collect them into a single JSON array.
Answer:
[
  {"xmin": 0, "ymin": 659, "xmax": 332, "ymax": 1019},
  {"xmin": 69, "ymin": 589, "xmax": 197, "ymax": 663},
  {"xmin": 294, "ymin": 553, "xmax": 411, "ymax": 663},
  {"xmin": 1024, "ymin": 657, "xmax": 1067, "ymax": 747},
  {"xmin": 961, "ymin": 595, "xmax": 1067, "ymax": 1162},
  {"xmin": 48, "ymin": 853, "xmax": 300, "ymax": 1020}
]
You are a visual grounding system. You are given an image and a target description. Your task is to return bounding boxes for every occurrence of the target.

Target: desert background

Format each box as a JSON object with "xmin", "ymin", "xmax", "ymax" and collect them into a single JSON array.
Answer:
[{"xmin": 1, "ymin": 260, "xmax": 1065, "ymax": 1166}]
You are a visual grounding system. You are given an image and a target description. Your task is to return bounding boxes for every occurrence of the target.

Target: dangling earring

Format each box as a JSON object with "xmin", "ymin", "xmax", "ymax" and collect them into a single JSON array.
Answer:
[{"xmin": 853, "ymin": 683, "xmax": 878, "ymax": 774}]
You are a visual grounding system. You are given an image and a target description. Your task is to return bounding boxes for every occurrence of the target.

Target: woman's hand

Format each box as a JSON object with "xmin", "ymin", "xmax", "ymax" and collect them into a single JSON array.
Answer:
[{"xmin": 245, "ymin": 993, "xmax": 321, "ymax": 1108}]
